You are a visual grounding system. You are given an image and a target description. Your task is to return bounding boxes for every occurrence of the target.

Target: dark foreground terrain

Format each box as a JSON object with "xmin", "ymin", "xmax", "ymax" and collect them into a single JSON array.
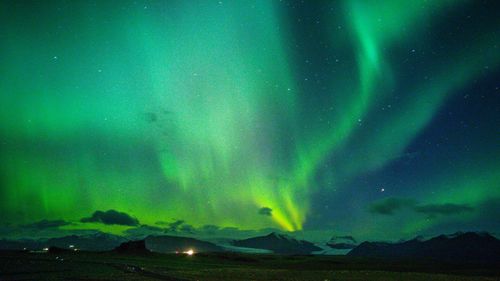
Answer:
[{"xmin": 0, "ymin": 250, "xmax": 499, "ymax": 281}]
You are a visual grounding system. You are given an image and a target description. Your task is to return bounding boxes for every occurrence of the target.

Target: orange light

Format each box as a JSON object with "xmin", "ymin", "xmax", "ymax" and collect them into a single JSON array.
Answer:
[{"xmin": 183, "ymin": 249, "xmax": 194, "ymax": 256}]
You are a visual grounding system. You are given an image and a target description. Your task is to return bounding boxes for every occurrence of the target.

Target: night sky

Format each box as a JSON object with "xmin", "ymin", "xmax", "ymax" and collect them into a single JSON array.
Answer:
[{"xmin": 1, "ymin": 0, "xmax": 499, "ymax": 242}]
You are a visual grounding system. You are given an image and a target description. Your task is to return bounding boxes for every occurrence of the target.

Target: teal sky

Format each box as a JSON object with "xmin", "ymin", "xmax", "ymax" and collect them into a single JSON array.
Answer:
[{"xmin": 0, "ymin": 0, "xmax": 499, "ymax": 241}]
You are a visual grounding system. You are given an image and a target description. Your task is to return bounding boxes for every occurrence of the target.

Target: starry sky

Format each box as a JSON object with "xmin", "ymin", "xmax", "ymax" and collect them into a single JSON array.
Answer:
[{"xmin": 0, "ymin": 0, "xmax": 499, "ymax": 241}]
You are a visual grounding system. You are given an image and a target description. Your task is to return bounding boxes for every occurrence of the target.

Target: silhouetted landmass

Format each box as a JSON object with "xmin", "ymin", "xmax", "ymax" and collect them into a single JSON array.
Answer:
[
  {"xmin": 1, "ymin": 232, "xmax": 500, "ymax": 280},
  {"xmin": 145, "ymin": 235, "xmax": 224, "ymax": 253},
  {"xmin": 0, "ymin": 239, "xmax": 31, "ymax": 250},
  {"xmin": 232, "ymin": 232, "xmax": 322, "ymax": 254},
  {"xmin": 47, "ymin": 246, "xmax": 73, "ymax": 254},
  {"xmin": 43, "ymin": 233, "xmax": 126, "ymax": 251},
  {"xmin": 2, "ymin": 250, "xmax": 498, "ymax": 280},
  {"xmin": 327, "ymin": 242, "xmax": 357, "ymax": 249},
  {"xmin": 348, "ymin": 232, "xmax": 500, "ymax": 263},
  {"xmin": 114, "ymin": 239, "xmax": 150, "ymax": 254},
  {"xmin": 0, "ymin": 233, "xmax": 125, "ymax": 251},
  {"xmin": 0, "ymin": 234, "xmax": 223, "ymax": 253}
]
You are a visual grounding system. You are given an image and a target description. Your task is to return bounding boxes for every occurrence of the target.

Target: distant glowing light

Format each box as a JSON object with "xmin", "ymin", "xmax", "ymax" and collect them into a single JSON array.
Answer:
[{"xmin": 183, "ymin": 249, "xmax": 195, "ymax": 256}]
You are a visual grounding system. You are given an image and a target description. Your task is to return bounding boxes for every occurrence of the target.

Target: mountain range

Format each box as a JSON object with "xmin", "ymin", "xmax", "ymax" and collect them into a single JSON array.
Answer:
[
  {"xmin": 231, "ymin": 232, "xmax": 322, "ymax": 254},
  {"xmin": 348, "ymin": 232, "xmax": 500, "ymax": 262},
  {"xmin": 114, "ymin": 239, "xmax": 151, "ymax": 254},
  {"xmin": 145, "ymin": 235, "xmax": 224, "ymax": 253},
  {"xmin": 0, "ymin": 233, "xmax": 126, "ymax": 251},
  {"xmin": 2, "ymin": 231, "xmax": 499, "ymax": 261}
]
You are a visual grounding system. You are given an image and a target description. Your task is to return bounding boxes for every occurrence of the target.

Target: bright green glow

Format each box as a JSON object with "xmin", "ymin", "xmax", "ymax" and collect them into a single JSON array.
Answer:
[
  {"xmin": 286, "ymin": 0, "xmax": 460, "ymax": 184},
  {"xmin": 339, "ymin": 35, "xmax": 500, "ymax": 178},
  {"xmin": 0, "ymin": 0, "xmax": 498, "ymax": 237}
]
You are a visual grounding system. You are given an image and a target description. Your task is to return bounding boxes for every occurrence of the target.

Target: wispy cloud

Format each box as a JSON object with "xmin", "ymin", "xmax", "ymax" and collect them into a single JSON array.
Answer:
[{"xmin": 369, "ymin": 197, "xmax": 474, "ymax": 218}]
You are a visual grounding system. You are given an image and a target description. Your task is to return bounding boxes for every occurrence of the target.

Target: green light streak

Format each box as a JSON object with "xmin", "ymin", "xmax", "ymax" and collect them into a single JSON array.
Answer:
[{"xmin": 0, "ymin": 0, "xmax": 497, "ymax": 236}]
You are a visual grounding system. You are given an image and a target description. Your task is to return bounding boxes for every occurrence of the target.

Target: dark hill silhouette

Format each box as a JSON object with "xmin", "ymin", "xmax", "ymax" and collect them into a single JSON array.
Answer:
[
  {"xmin": 348, "ymin": 232, "xmax": 500, "ymax": 263},
  {"xmin": 0, "ymin": 239, "xmax": 35, "ymax": 250},
  {"xmin": 327, "ymin": 242, "xmax": 357, "ymax": 249},
  {"xmin": 231, "ymin": 232, "xmax": 322, "ymax": 254},
  {"xmin": 43, "ymin": 233, "xmax": 126, "ymax": 251},
  {"xmin": 145, "ymin": 235, "xmax": 224, "ymax": 253},
  {"xmin": 48, "ymin": 246, "xmax": 74, "ymax": 254},
  {"xmin": 0, "ymin": 234, "xmax": 223, "ymax": 253},
  {"xmin": 114, "ymin": 240, "xmax": 150, "ymax": 254},
  {"xmin": 0, "ymin": 233, "xmax": 125, "ymax": 251}
]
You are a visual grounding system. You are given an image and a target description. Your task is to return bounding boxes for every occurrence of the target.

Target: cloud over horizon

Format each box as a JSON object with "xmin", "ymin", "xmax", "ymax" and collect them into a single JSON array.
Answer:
[
  {"xmin": 22, "ymin": 219, "xmax": 71, "ymax": 229},
  {"xmin": 369, "ymin": 198, "xmax": 475, "ymax": 218},
  {"xmin": 369, "ymin": 198, "xmax": 416, "ymax": 215},
  {"xmin": 81, "ymin": 210, "xmax": 139, "ymax": 226},
  {"xmin": 414, "ymin": 203, "xmax": 474, "ymax": 217}
]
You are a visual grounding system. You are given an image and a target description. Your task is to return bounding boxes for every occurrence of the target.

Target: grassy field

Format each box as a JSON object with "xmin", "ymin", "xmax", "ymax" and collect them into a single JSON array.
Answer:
[{"xmin": 0, "ymin": 251, "xmax": 499, "ymax": 281}]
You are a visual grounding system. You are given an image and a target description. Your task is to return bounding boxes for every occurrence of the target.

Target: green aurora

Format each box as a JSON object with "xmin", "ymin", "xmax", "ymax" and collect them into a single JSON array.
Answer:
[{"xmin": 0, "ymin": 0, "xmax": 499, "ymax": 240}]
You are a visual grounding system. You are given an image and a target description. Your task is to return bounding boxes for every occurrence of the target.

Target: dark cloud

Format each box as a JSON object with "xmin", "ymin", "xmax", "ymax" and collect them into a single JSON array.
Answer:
[
  {"xmin": 180, "ymin": 224, "xmax": 195, "ymax": 233},
  {"xmin": 139, "ymin": 224, "xmax": 164, "ymax": 232},
  {"xmin": 414, "ymin": 203, "xmax": 474, "ymax": 217},
  {"xmin": 158, "ymin": 219, "xmax": 198, "ymax": 233},
  {"xmin": 81, "ymin": 210, "xmax": 139, "ymax": 226},
  {"xmin": 120, "ymin": 222, "xmax": 283, "ymax": 240},
  {"xmin": 124, "ymin": 224, "xmax": 165, "ymax": 238},
  {"xmin": 22, "ymin": 219, "xmax": 71, "ymax": 229},
  {"xmin": 200, "ymin": 224, "xmax": 220, "ymax": 234},
  {"xmin": 369, "ymin": 198, "xmax": 416, "ymax": 215},
  {"xmin": 258, "ymin": 207, "xmax": 273, "ymax": 216},
  {"xmin": 370, "ymin": 198, "xmax": 475, "ymax": 218},
  {"xmin": 166, "ymin": 220, "xmax": 185, "ymax": 232}
]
